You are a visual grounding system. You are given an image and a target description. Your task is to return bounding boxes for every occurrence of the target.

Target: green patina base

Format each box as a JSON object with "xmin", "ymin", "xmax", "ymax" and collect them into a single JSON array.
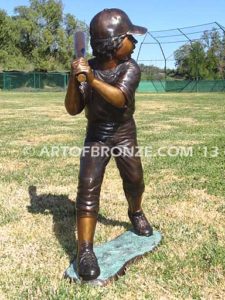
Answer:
[{"xmin": 64, "ymin": 230, "xmax": 162, "ymax": 286}]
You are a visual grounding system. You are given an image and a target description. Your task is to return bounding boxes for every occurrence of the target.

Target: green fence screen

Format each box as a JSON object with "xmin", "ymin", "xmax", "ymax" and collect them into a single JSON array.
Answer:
[
  {"xmin": 138, "ymin": 80, "xmax": 166, "ymax": 93},
  {"xmin": 0, "ymin": 71, "xmax": 68, "ymax": 91},
  {"xmin": 0, "ymin": 72, "xmax": 225, "ymax": 92},
  {"xmin": 165, "ymin": 80, "xmax": 225, "ymax": 92},
  {"xmin": 138, "ymin": 80, "xmax": 225, "ymax": 93}
]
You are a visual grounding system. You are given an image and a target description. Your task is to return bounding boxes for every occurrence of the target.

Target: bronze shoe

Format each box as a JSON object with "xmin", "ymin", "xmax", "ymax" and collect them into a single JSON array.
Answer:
[
  {"xmin": 76, "ymin": 242, "xmax": 100, "ymax": 281},
  {"xmin": 128, "ymin": 210, "xmax": 153, "ymax": 236}
]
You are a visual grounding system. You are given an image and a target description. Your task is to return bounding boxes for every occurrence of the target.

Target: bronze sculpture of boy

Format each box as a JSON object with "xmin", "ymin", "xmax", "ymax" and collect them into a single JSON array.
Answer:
[{"xmin": 65, "ymin": 8, "xmax": 153, "ymax": 281}]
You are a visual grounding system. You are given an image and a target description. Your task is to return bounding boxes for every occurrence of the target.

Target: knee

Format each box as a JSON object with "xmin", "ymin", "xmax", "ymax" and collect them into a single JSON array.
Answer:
[
  {"xmin": 76, "ymin": 176, "xmax": 102, "ymax": 216},
  {"xmin": 76, "ymin": 199, "xmax": 99, "ymax": 217}
]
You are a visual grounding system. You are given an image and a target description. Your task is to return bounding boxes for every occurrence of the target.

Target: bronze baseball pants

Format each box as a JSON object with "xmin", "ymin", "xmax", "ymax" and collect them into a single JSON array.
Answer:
[{"xmin": 76, "ymin": 118, "xmax": 145, "ymax": 217}]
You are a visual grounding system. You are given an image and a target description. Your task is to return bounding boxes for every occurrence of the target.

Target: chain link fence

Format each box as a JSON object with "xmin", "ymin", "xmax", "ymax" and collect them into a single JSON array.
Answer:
[
  {"xmin": 137, "ymin": 80, "xmax": 225, "ymax": 92},
  {"xmin": 0, "ymin": 72, "xmax": 69, "ymax": 92},
  {"xmin": 1, "ymin": 71, "xmax": 225, "ymax": 93}
]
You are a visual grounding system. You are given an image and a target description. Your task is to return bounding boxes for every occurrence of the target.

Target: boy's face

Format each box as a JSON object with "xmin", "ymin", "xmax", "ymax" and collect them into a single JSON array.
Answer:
[{"xmin": 114, "ymin": 35, "xmax": 137, "ymax": 60}]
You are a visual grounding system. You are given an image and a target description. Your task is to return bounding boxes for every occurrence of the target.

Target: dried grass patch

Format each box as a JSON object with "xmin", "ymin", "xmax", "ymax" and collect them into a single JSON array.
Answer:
[
  {"xmin": 104, "ymin": 277, "xmax": 176, "ymax": 300},
  {"xmin": 11, "ymin": 134, "xmax": 75, "ymax": 146},
  {"xmin": 169, "ymin": 140, "xmax": 201, "ymax": 146},
  {"xmin": 138, "ymin": 123, "xmax": 175, "ymax": 134},
  {"xmin": 158, "ymin": 169, "xmax": 184, "ymax": 184},
  {"xmin": 136, "ymin": 100, "xmax": 173, "ymax": 114},
  {"xmin": 0, "ymin": 160, "xmax": 27, "ymax": 173},
  {"xmin": 165, "ymin": 117, "xmax": 200, "ymax": 125},
  {"xmin": 0, "ymin": 110, "xmax": 26, "ymax": 118},
  {"xmin": 0, "ymin": 182, "xmax": 77, "ymax": 291},
  {"xmin": 15, "ymin": 106, "xmax": 85, "ymax": 120},
  {"xmin": 164, "ymin": 189, "xmax": 224, "ymax": 235}
]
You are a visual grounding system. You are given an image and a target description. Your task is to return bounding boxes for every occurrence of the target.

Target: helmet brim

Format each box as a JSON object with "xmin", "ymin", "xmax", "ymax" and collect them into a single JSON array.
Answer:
[{"xmin": 127, "ymin": 25, "xmax": 148, "ymax": 35}]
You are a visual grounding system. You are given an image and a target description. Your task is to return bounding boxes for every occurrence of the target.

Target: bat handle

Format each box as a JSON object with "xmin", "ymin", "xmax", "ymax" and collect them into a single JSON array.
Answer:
[{"xmin": 77, "ymin": 73, "xmax": 86, "ymax": 83}]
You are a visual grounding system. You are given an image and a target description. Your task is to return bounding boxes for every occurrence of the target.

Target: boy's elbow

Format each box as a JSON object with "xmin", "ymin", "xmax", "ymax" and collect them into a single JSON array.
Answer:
[
  {"xmin": 66, "ymin": 107, "xmax": 79, "ymax": 116},
  {"xmin": 67, "ymin": 109, "xmax": 77, "ymax": 116},
  {"xmin": 65, "ymin": 102, "xmax": 83, "ymax": 116},
  {"xmin": 64, "ymin": 103, "xmax": 77, "ymax": 115}
]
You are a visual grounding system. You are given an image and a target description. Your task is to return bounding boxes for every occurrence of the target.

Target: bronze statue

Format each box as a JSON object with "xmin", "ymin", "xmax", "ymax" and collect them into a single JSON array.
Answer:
[{"xmin": 65, "ymin": 8, "xmax": 153, "ymax": 281}]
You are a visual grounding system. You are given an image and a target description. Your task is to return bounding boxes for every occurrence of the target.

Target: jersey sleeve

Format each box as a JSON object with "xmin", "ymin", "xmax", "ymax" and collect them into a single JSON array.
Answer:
[{"xmin": 115, "ymin": 59, "xmax": 141, "ymax": 107}]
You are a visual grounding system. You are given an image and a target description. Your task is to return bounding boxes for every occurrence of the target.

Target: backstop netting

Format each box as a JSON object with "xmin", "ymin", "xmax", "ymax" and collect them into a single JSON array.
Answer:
[{"xmin": 136, "ymin": 22, "xmax": 225, "ymax": 92}]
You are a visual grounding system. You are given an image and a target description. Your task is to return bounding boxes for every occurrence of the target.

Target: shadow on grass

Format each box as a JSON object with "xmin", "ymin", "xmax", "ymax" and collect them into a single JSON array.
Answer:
[
  {"xmin": 98, "ymin": 214, "xmax": 130, "ymax": 229},
  {"xmin": 27, "ymin": 186, "xmax": 130, "ymax": 261},
  {"xmin": 27, "ymin": 185, "xmax": 76, "ymax": 261}
]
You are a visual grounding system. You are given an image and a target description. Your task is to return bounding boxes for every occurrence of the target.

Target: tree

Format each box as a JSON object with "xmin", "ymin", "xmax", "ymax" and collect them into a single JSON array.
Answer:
[
  {"xmin": 174, "ymin": 28, "xmax": 225, "ymax": 80},
  {"xmin": 174, "ymin": 42, "xmax": 207, "ymax": 79},
  {"xmin": 174, "ymin": 44, "xmax": 191, "ymax": 78},
  {"xmin": 202, "ymin": 29, "xmax": 222, "ymax": 79},
  {"xmin": 64, "ymin": 13, "xmax": 77, "ymax": 36},
  {"xmin": 188, "ymin": 42, "xmax": 207, "ymax": 80},
  {"xmin": 0, "ymin": 0, "xmax": 89, "ymax": 71},
  {"xmin": 139, "ymin": 64, "xmax": 165, "ymax": 80},
  {"xmin": 220, "ymin": 32, "xmax": 225, "ymax": 78},
  {"xmin": 0, "ymin": 9, "xmax": 29, "ymax": 70}
]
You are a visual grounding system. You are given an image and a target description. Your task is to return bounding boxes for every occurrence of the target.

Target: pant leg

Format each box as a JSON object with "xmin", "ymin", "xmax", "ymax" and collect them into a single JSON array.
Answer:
[
  {"xmin": 76, "ymin": 141, "xmax": 111, "ymax": 217},
  {"xmin": 114, "ymin": 138, "xmax": 145, "ymax": 201}
]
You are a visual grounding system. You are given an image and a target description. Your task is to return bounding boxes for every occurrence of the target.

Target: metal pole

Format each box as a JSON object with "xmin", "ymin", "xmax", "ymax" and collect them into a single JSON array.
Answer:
[
  {"xmin": 215, "ymin": 22, "xmax": 225, "ymax": 80},
  {"xmin": 3, "ymin": 72, "xmax": 6, "ymax": 90},
  {"xmin": 64, "ymin": 73, "xmax": 67, "ymax": 90},
  {"xmin": 136, "ymin": 32, "xmax": 148, "ymax": 62},
  {"xmin": 215, "ymin": 22, "xmax": 225, "ymax": 34},
  {"xmin": 178, "ymin": 28, "xmax": 198, "ymax": 91},
  {"xmin": 148, "ymin": 32, "xmax": 167, "ymax": 80}
]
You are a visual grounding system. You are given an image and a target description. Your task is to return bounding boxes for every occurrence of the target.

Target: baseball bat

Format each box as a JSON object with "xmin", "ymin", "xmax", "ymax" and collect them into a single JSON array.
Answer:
[{"xmin": 73, "ymin": 31, "xmax": 87, "ymax": 83}]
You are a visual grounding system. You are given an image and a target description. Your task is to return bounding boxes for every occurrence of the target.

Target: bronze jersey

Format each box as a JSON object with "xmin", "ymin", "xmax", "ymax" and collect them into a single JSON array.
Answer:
[{"xmin": 80, "ymin": 58, "xmax": 141, "ymax": 123}]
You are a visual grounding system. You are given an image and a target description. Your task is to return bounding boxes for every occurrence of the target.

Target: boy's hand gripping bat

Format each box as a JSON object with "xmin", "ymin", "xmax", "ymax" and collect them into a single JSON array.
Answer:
[{"xmin": 73, "ymin": 31, "xmax": 87, "ymax": 83}]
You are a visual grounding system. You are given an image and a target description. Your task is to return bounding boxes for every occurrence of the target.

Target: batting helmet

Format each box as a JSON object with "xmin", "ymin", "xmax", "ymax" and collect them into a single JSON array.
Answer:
[{"xmin": 90, "ymin": 8, "xmax": 147, "ymax": 40}]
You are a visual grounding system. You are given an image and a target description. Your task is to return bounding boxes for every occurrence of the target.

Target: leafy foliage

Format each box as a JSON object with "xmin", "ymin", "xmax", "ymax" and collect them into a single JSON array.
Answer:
[
  {"xmin": 0, "ymin": 0, "xmax": 89, "ymax": 71},
  {"xmin": 174, "ymin": 29, "xmax": 225, "ymax": 79},
  {"xmin": 139, "ymin": 64, "xmax": 165, "ymax": 80}
]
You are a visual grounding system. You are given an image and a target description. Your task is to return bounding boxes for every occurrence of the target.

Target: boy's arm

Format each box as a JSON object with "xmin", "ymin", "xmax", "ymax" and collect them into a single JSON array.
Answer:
[
  {"xmin": 90, "ymin": 79, "xmax": 126, "ymax": 108},
  {"xmin": 75, "ymin": 58, "xmax": 126, "ymax": 109},
  {"xmin": 64, "ymin": 64, "xmax": 85, "ymax": 116}
]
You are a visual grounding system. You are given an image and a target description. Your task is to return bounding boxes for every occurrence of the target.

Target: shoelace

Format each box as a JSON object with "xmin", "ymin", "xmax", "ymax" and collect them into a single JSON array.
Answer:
[
  {"xmin": 132, "ymin": 213, "xmax": 147, "ymax": 228},
  {"xmin": 79, "ymin": 250, "xmax": 97, "ymax": 266}
]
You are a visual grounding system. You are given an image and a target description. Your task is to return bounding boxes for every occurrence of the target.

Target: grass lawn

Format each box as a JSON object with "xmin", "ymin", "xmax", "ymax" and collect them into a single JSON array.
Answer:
[{"xmin": 0, "ymin": 91, "xmax": 225, "ymax": 299}]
